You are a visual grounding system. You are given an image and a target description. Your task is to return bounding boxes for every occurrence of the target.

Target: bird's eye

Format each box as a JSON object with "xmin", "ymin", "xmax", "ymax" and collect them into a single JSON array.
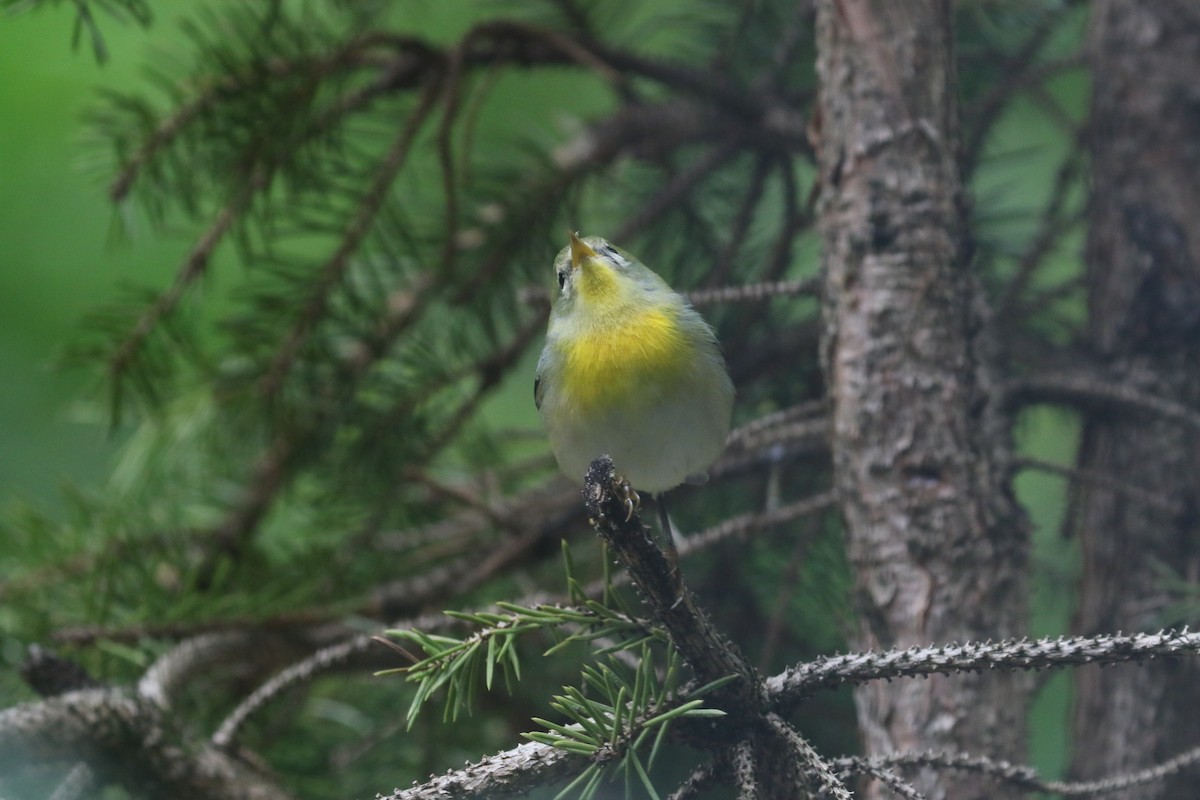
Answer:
[{"xmin": 557, "ymin": 270, "xmax": 567, "ymax": 290}]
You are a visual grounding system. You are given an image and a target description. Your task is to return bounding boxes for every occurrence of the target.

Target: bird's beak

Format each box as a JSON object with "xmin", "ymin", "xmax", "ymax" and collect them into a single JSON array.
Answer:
[{"xmin": 568, "ymin": 230, "xmax": 596, "ymax": 269}]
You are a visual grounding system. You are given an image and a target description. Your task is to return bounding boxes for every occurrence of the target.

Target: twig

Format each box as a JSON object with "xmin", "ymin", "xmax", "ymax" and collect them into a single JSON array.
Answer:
[
  {"xmin": 0, "ymin": 688, "xmax": 292, "ymax": 799},
  {"xmin": 582, "ymin": 456, "xmax": 759, "ymax": 704},
  {"xmin": 837, "ymin": 759, "xmax": 927, "ymax": 800},
  {"xmin": 259, "ymin": 75, "xmax": 443, "ymax": 397},
  {"xmin": 961, "ymin": 4, "xmax": 1081, "ymax": 174},
  {"xmin": 138, "ymin": 631, "xmax": 262, "ymax": 709},
  {"xmin": 109, "ymin": 169, "xmax": 265, "ymax": 394},
  {"xmin": 668, "ymin": 759, "xmax": 722, "ymax": 800},
  {"xmin": 837, "ymin": 744, "xmax": 1200, "ymax": 797},
  {"xmin": 768, "ymin": 628, "xmax": 1200, "ymax": 703},
  {"xmin": 765, "ymin": 713, "xmax": 854, "ymax": 800},
  {"xmin": 996, "ymin": 140, "xmax": 1086, "ymax": 322},
  {"xmin": 733, "ymin": 739, "xmax": 758, "ymax": 800},
  {"xmin": 212, "ymin": 634, "xmax": 377, "ymax": 748},
  {"xmin": 679, "ymin": 492, "xmax": 835, "ymax": 556},
  {"xmin": 376, "ymin": 740, "xmax": 583, "ymax": 800},
  {"xmin": 706, "ymin": 154, "xmax": 773, "ymax": 288},
  {"xmin": 1006, "ymin": 372, "xmax": 1200, "ymax": 436},
  {"xmin": 616, "ymin": 140, "xmax": 743, "ymax": 242},
  {"xmin": 1012, "ymin": 456, "xmax": 1181, "ymax": 514},
  {"xmin": 685, "ymin": 277, "xmax": 820, "ymax": 306}
]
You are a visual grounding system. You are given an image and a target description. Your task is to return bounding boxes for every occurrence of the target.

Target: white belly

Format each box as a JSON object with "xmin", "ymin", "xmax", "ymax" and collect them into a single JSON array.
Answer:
[{"xmin": 542, "ymin": 360, "xmax": 733, "ymax": 493}]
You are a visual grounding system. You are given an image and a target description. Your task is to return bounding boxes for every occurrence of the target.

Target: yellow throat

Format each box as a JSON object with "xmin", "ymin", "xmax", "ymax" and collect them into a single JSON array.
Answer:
[{"xmin": 560, "ymin": 234, "xmax": 688, "ymax": 412}]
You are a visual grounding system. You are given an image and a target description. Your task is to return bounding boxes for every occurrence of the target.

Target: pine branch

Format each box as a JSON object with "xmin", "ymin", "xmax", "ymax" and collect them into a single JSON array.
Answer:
[
  {"xmin": 836, "ymin": 744, "xmax": 1200, "ymax": 797},
  {"xmin": 768, "ymin": 628, "xmax": 1200, "ymax": 703},
  {"xmin": 259, "ymin": 77, "xmax": 444, "ymax": 398},
  {"xmin": 685, "ymin": 276, "xmax": 820, "ymax": 306},
  {"xmin": 211, "ymin": 633, "xmax": 378, "ymax": 748},
  {"xmin": 706, "ymin": 153, "xmax": 773, "ymax": 288},
  {"xmin": 765, "ymin": 713, "xmax": 853, "ymax": 800},
  {"xmin": 668, "ymin": 759, "xmax": 722, "ymax": 800},
  {"xmin": 137, "ymin": 631, "xmax": 262, "ymax": 709},
  {"xmin": 1012, "ymin": 456, "xmax": 1181, "ymax": 514},
  {"xmin": 376, "ymin": 740, "xmax": 582, "ymax": 800},
  {"xmin": 582, "ymin": 456, "xmax": 758, "ymax": 700},
  {"xmin": 0, "ymin": 688, "xmax": 291, "ymax": 799},
  {"xmin": 107, "ymin": 169, "xmax": 265, "ymax": 416},
  {"xmin": 732, "ymin": 738, "xmax": 758, "ymax": 799},
  {"xmin": 615, "ymin": 139, "xmax": 743, "ymax": 242},
  {"xmin": 1006, "ymin": 370, "xmax": 1200, "ymax": 435}
]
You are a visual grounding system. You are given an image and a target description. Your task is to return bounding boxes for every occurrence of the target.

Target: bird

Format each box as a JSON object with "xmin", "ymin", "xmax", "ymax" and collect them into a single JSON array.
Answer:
[{"xmin": 535, "ymin": 231, "xmax": 733, "ymax": 535}]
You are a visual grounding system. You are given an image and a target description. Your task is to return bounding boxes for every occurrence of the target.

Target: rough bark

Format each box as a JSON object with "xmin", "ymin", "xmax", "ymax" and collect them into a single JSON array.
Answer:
[
  {"xmin": 814, "ymin": 2, "xmax": 1030, "ymax": 798},
  {"xmin": 1069, "ymin": 2, "xmax": 1200, "ymax": 796},
  {"xmin": 0, "ymin": 688, "xmax": 291, "ymax": 800}
]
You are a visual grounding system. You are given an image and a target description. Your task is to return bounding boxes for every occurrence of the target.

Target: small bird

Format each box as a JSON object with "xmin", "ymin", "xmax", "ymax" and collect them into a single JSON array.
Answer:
[{"xmin": 535, "ymin": 232, "xmax": 733, "ymax": 522}]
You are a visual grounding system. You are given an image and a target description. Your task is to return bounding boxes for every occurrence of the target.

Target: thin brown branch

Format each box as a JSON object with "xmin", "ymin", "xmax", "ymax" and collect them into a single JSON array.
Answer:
[
  {"xmin": 961, "ymin": 0, "xmax": 1083, "ymax": 175},
  {"xmin": 706, "ymin": 154, "xmax": 773, "ymax": 288},
  {"xmin": 583, "ymin": 456, "xmax": 759, "ymax": 701},
  {"xmin": 668, "ymin": 760, "xmax": 722, "ymax": 800},
  {"xmin": 1012, "ymin": 456, "xmax": 1181, "ymax": 515},
  {"xmin": 0, "ymin": 688, "xmax": 292, "ymax": 800},
  {"xmin": 109, "ymin": 169, "xmax": 265, "ymax": 392},
  {"xmin": 765, "ymin": 713, "xmax": 854, "ymax": 800},
  {"xmin": 109, "ymin": 32, "xmax": 406, "ymax": 201},
  {"xmin": 768, "ymin": 629, "xmax": 1200, "ymax": 704},
  {"xmin": 260, "ymin": 76, "xmax": 444, "ymax": 397},
  {"xmin": 996, "ymin": 139, "xmax": 1086, "ymax": 322},
  {"xmin": 837, "ymin": 744, "xmax": 1200, "ymax": 798},
  {"xmin": 765, "ymin": 155, "xmax": 810, "ymax": 282},
  {"xmin": 616, "ymin": 140, "xmax": 743, "ymax": 242},
  {"xmin": 685, "ymin": 277, "xmax": 820, "ymax": 306},
  {"xmin": 1006, "ymin": 371, "xmax": 1200, "ymax": 436}
]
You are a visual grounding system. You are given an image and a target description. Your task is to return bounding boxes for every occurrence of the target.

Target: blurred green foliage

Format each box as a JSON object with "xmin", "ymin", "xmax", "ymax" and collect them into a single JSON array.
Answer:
[{"xmin": 0, "ymin": 8, "xmax": 178, "ymax": 508}]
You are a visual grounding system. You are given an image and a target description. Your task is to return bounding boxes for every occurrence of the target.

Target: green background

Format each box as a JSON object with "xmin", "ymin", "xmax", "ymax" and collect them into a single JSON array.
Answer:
[{"xmin": 1, "ymin": 8, "xmax": 182, "ymax": 509}]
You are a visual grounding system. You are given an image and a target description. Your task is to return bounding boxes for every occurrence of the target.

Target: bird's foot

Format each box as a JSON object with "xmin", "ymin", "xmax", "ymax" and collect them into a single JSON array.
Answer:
[{"xmin": 613, "ymin": 474, "xmax": 641, "ymax": 522}]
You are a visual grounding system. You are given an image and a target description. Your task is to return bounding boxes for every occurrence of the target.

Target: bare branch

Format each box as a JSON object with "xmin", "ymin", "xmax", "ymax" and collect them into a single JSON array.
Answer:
[
  {"xmin": 376, "ymin": 740, "xmax": 583, "ymax": 800},
  {"xmin": 1012, "ymin": 456, "xmax": 1181, "ymax": 515},
  {"xmin": 0, "ymin": 688, "xmax": 291, "ymax": 800},
  {"xmin": 837, "ymin": 744, "xmax": 1200, "ymax": 797},
  {"xmin": 765, "ymin": 713, "xmax": 853, "ymax": 800},
  {"xmin": 138, "ymin": 631, "xmax": 262, "ymax": 709},
  {"xmin": 1007, "ymin": 371, "xmax": 1200, "ymax": 435},
  {"xmin": 212, "ymin": 634, "xmax": 378, "ymax": 748},
  {"xmin": 583, "ymin": 456, "xmax": 758, "ymax": 697},
  {"xmin": 768, "ymin": 628, "xmax": 1200, "ymax": 704},
  {"xmin": 685, "ymin": 277, "xmax": 820, "ymax": 306},
  {"xmin": 668, "ymin": 759, "xmax": 722, "ymax": 800}
]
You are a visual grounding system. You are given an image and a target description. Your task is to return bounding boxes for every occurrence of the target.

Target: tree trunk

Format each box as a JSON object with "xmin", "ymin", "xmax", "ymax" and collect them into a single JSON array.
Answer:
[
  {"xmin": 814, "ymin": 2, "xmax": 1030, "ymax": 797},
  {"xmin": 1069, "ymin": 2, "xmax": 1200, "ymax": 796}
]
